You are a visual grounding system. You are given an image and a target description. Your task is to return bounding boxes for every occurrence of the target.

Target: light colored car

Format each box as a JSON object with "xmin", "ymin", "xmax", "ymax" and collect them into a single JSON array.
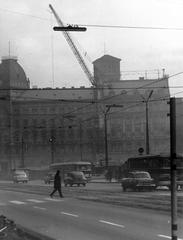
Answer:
[
  {"xmin": 44, "ymin": 172, "xmax": 55, "ymax": 184},
  {"xmin": 13, "ymin": 172, "xmax": 28, "ymax": 183},
  {"xmin": 121, "ymin": 171, "xmax": 155, "ymax": 192},
  {"xmin": 64, "ymin": 171, "xmax": 87, "ymax": 187}
]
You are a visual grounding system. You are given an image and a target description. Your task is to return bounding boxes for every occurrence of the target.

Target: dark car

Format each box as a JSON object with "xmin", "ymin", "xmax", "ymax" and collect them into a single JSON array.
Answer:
[
  {"xmin": 64, "ymin": 171, "xmax": 87, "ymax": 187},
  {"xmin": 121, "ymin": 171, "xmax": 155, "ymax": 192},
  {"xmin": 44, "ymin": 171, "xmax": 55, "ymax": 184}
]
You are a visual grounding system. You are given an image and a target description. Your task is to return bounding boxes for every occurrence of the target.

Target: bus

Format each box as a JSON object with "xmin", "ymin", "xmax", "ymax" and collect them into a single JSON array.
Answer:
[
  {"xmin": 125, "ymin": 153, "xmax": 183, "ymax": 189},
  {"xmin": 50, "ymin": 162, "xmax": 92, "ymax": 180}
]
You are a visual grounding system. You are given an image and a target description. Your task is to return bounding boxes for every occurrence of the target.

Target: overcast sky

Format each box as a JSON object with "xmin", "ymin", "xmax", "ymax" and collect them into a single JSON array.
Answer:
[{"xmin": 0, "ymin": 0, "xmax": 183, "ymax": 97}]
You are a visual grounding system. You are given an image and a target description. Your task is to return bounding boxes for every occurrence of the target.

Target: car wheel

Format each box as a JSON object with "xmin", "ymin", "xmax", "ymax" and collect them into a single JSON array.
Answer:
[
  {"xmin": 148, "ymin": 187, "xmax": 152, "ymax": 192},
  {"xmin": 122, "ymin": 186, "xmax": 126, "ymax": 192}
]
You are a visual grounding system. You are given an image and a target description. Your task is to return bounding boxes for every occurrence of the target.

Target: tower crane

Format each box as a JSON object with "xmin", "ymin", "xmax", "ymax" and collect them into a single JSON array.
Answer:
[{"xmin": 49, "ymin": 4, "xmax": 96, "ymax": 87}]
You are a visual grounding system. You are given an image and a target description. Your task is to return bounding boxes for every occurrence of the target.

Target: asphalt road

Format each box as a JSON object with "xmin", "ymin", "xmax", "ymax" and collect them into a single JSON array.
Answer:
[
  {"xmin": 0, "ymin": 180, "xmax": 183, "ymax": 240},
  {"xmin": 1, "ymin": 189, "xmax": 183, "ymax": 240}
]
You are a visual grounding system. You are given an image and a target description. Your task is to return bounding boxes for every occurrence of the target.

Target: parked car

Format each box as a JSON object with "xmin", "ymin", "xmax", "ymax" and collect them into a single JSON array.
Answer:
[
  {"xmin": 44, "ymin": 171, "xmax": 55, "ymax": 184},
  {"xmin": 64, "ymin": 171, "xmax": 87, "ymax": 187},
  {"xmin": 121, "ymin": 171, "xmax": 155, "ymax": 192},
  {"xmin": 13, "ymin": 172, "xmax": 28, "ymax": 183}
]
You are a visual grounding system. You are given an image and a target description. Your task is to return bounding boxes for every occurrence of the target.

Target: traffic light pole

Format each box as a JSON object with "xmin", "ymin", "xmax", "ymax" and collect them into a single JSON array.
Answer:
[{"xmin": 169, "ymin": 97, "xmax": 177, "ymax": 240}]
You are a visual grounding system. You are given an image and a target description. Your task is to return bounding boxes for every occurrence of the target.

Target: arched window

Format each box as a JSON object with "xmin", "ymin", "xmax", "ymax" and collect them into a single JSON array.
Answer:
[
  {"xmin": 121, "ymin": 90, "xmax": 127, "ymax": 96},
  {"xmin": 109, "ymin": 91, "xmax": 115, "ymax": 97},
  {"xmin": 133, "ymin": 90, "xmax": 139, "ymax": 96}
]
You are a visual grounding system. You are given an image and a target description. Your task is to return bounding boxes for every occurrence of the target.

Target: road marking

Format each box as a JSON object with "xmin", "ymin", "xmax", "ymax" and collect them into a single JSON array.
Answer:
[
  {"xmin": 61, "ymin": 212, "xmax": 79, "ymax": 217},
  {"xmin": 44, "ymin": 198, "xmax": 63, "ymax": 202},
  {"xmin": 26, "ymin": 199, "xmax": 45, "ymax": 203},
  {"xmin": 158, "ymin": 235, "xmax": 183, "ymax": 240},
  {"xmin": 99, "ymin": 220, "xmax": 124, "ymax": 228},
  {"xmin": 0, "ymin": 202, "xmax": 6, "ymax": 206},
  {"xmin": 9, "ymin": 201, "xmax": 26, "ymax": 204},
  {"xmin": 33, "ymin": 206, "xmax": 46, "ymax": 211}
]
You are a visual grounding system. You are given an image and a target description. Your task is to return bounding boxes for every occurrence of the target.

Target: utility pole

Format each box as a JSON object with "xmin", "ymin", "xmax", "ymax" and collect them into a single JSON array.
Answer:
[
  {"xmin": 21, "ymin": 136, "xmax": 25, "ymax": 168},
  {"xmin": 104, "ymin": 107, "xmax": 111, "ymax": 171},
  {"xmin": 140, "ymin": 90, "xmax": 153, "ymax": 154},
  {"xmin": 63, "ymin": 115, "xmax": 83, "ymax": 161},
  {"xmin": 104, "ymin": 104, "xmax": 123, "ymax": 170},
  {"xmin": 169, "ymin": 97, "xmax": 178, "ymax": 240},
  {"xmin": 49, "ymin": 130, "xmax": 54, "ymax": 164}
]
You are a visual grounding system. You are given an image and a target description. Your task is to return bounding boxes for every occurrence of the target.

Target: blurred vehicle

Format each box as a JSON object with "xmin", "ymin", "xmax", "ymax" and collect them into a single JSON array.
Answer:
[
  {"xmin": 44, "ymin": 171, "xmax": 55, "ymax": 184},
  {"xmin": 50, "ymin": 161, "xmax": 92, "ymax": 180},
  {"xmin": 13, "ymin": 171, "xmax": 28, "ymax": 183},
  {"xmin": 64, "ymin": 171, "xmax": 87, "ymax": 187},
  {"xmin": 121, "ymin": 171, "xmax": 155, "ymax": 192},
  {"xmin": 125, "ymin": 153, "xmax": 183, "ymax": 189}
]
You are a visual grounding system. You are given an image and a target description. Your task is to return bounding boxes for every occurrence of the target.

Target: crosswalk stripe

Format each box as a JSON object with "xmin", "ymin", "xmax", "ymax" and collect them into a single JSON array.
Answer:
[
  {"xmin": 26, "ymin": 199, "xmax": 45, "ymax": 203},
  {"xmin": 44, "ymin": 198, "xmax": 63, "ymax": 202},
  {"xmin": 0, "ymin": 202, "xmax": 6, "ymax": 206},
  {"xmin": 9, "ymin": 201, "xmax": 26, "ymax": 204}
]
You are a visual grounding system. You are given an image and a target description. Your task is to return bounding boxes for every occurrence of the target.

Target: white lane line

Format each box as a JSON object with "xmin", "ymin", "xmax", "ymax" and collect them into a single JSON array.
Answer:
[
  {"xmin": 9, "ymin": 201, "xmax": 26, "ymax": 204},
  {"xmin": 99, "ymin": 220, "xmax": 124, "ymax": 228},
  {"xmin": 44, "ymin": 198, "xmax": 63, "ymax": 202},
  {"xmin": 33, "ymin": 206, "xmax": 46, "ymax": 211},
  {"xmin": 158, "ymin": 235, "xmax": 183, "ymax": 240},
  {"xmin": 61, "ymin": 212, "xmax": 79, "ymax": 217},
  {"xmin": 26, "ymin": 199, "xmax": 45, "ymax": 203}
]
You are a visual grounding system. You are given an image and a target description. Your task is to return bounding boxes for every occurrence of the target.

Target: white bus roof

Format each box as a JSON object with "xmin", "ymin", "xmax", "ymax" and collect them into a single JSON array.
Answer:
[{"xmin": 51, "ymin": 162, "xmax": 91, "ymax": 166}]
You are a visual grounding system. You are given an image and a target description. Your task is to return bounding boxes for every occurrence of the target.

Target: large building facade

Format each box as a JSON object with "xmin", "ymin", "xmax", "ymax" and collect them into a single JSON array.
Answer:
[{"xmin": 0, "ymin": 54, "xmax": 175, "ymax": 176}]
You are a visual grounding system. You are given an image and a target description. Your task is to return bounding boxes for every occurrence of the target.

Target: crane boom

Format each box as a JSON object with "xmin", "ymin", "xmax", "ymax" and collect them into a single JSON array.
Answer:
[{"xmin": 49, "ymin": 4, "xmax": 95, "ymax": 87}]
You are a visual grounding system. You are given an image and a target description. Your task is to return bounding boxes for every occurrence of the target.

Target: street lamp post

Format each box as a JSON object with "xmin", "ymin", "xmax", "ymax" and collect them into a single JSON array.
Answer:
[
  {"xmin": 49, "ymin": 129, "xmax": 55, "ymax": 164},
  {"xmin": 140, "ymin": 90, "xmax": 153, "ymax": 155},
  {"xmin": 63, "ymin": 115, "xmax": 83, "ymax": 161},
  {"xmin": 103, "ymin": 104, "xmax": 123, "ymax": 170},
  {"xmin": 21, "ymin": 135, "xmax": 25, "ymax": 168},
  {"xmin": 104, "ymin": 107, "xmax": 111, "ymax": 171}
]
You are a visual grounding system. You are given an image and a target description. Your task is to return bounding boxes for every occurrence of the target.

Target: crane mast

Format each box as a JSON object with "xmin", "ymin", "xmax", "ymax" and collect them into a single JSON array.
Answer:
[{"xmin": 49, "ymin": 4, "xmax": 95, "ymax": 87}]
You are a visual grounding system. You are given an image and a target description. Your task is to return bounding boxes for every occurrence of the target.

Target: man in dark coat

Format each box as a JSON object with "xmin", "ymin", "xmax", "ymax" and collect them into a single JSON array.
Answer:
[{"xmin": 50, "ymin": 170, "xmax": 63, "ymax": 198}]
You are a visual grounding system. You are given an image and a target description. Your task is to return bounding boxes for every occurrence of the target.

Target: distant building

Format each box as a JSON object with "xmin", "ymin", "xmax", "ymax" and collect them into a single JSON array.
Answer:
[{"xmin": 0, "ymin": 54, "xmax": 173, "ymax": 176}]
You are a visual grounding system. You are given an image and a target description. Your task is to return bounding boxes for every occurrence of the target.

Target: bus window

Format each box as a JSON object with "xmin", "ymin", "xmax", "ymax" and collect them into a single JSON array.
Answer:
[
  {"xmin": 164, "ymin": 158, "xmax": 170, "ymax": 167},
  {"xmin": 177, "ymin": 158, "xmax": 183, "ymax": 167}
]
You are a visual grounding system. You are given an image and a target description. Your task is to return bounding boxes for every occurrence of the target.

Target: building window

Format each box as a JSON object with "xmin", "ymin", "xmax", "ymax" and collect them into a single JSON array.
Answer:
[
  {"xmin": 133, "ymin": 90, "xmax": 139, "ymax": 96},
  {"xmin": 32, "ymin": 130, "xmax": 38, "ymax": 143},
  {"xmin": 68, "ymin": 129, "xmax": 74, "ymax": 139},
  {"xmin": 41, "ymin": 130, "xmax": 47, "ymax": 143},
  {"xmin": 50, "ymin": 107, "xmax": 55, "ymax": 112},
  {"xmin": 23, "ymin": 119, "xmax": 29, "ymax": 128},
  {"xmin": 23, "ymin": 108, "xmax": 29, "ymax": 113},
  {"xmin": 32, "ymin": 108, "xmax": 37, "ymax": 113},
  {"xmin": 41, "ymin": 108, "xmax": 47, "ymax": 113},
  {"xmin": 32, "ymin": 119, "xmax": 37, "ymax": 126},
  {"xmin": 109, "ymin": 91, "xmax": 115, "ymax": 97},
  {"xmin": 14, "ymin": 120, "xmax": 19, "ymax": 128}
]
